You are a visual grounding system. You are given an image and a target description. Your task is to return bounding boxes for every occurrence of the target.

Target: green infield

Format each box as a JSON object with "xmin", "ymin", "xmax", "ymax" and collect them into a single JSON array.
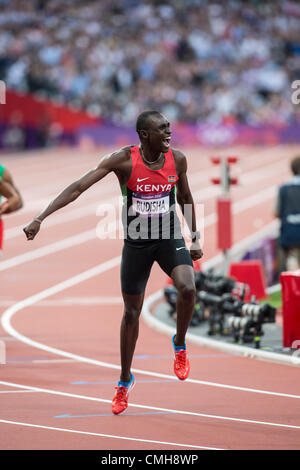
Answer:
[{"xmin": 266, "ymin": 289, "xmax": 282, "ymax": 309}]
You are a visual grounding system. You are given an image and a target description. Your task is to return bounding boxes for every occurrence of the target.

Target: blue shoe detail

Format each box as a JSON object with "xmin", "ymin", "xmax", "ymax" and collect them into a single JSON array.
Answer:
[
  {"xmin": 172, "ymin": 334, "xmax": 186, "ymax": 352},
  {"xmin": 117, "ymin": 373, "xmax": 135, "ymax": 389}
]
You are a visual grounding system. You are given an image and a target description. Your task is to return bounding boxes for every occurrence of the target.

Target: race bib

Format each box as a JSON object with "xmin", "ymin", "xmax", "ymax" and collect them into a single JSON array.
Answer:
[{"xmin": 132, "ymin": 192, "xmax": 170, "ymax": 217}]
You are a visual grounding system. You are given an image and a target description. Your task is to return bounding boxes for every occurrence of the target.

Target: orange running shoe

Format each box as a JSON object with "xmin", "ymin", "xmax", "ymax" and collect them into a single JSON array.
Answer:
[
  {"xmin": 112, "ymin": 374, "xmax": 135, "ymax": 415},
  {"xmin": 172, "ymin": 335, "xmax": 190, "ymax": 380}
]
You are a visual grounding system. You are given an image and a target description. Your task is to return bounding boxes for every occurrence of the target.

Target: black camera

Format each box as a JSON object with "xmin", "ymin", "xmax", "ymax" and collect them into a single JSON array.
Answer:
[
  {"xmin": 163, "ymin": 285, "xmax": 177, "ymax": 315},
  {"xmin": 195, "ymin": 270, "xmax": 236, "ymax": 296},
  {"xmin": 163, "ymin": 268, "xmax": 276, "ymax": 347},
  {"xmin": 227, "ymin": 301, "xmax": 276, "ymax": 348},
  {"xmin": 163, "ymin": 283, "xmax": 205, "ymax": 327}
]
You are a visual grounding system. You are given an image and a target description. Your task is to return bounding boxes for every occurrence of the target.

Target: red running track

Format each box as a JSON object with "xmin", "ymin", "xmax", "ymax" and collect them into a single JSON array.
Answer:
[{"xmin": 0, "ymin": 144, "xmax": 300, "ymax": 450}]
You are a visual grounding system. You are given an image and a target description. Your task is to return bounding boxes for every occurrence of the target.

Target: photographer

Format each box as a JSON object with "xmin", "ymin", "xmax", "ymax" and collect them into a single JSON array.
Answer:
[{"xmin": 274, "ymin": 156, "xmax": 300, "ymax": 271}]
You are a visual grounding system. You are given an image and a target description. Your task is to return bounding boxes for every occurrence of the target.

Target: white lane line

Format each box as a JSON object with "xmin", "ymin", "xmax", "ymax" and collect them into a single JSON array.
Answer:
[
  {"xmin": 4, "ymin": 147, "xmax": 285, "ymax": 241},
  {"xmin": 0, "ymin": 390, "xmax": 37, "ymax": 394},
  {"xmin": 5, "ymin": 182, "xmax": 120, "ymax": 240},
  {"xmin": 0, "ymin": 418, "xmax": 223, "ymax": 450},
  {"xmin": 0, "ymin": 181, "xmax": 278, "ymax": 273},
  {"xmin": 1, "ymin": 381, "xmax": 300, "ymax": 432},
  {"xmin": 5, "ymin": 163, "xmax": 213, "ymax": 240},
  {"xmin": 32, "ymin": 359, "xmax": 77, "ymax": 364},
  {"xmin": 201, "ymin": 185, "xmax": 277, "ymax": 228},
  {"xmin": 192, "ymin": 157, "xmax": 285, "ymax": 201},
  {"xmin": 5, "ymin": 202, "xmax": 99, "ymax": 240},
  {"xmin": 1, "ymin": 147, "xmax": 286, "ymax": 272},
  {"xmin": 143, "ymin": 289, "xmax": 300, "ymax": 368},
  {"xmin": 0, "ymin": 297, "xmax": 123, "ymax": 307},
  {"xmin": 0, "ymin": 229, "xmax": 96, "ymax": 272},
  {"xmin": 1, "ymin": 257, "xmax": 300, "ymax": 400},
  {"xmin": 141, "ymin": 220, "xmax": 300, "ymax": 368}
]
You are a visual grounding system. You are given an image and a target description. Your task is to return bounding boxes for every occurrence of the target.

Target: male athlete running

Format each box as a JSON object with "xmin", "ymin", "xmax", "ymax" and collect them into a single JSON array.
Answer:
[{"xmin": 23, "ymin": 111, "xmax": 203, "ymax": 415}]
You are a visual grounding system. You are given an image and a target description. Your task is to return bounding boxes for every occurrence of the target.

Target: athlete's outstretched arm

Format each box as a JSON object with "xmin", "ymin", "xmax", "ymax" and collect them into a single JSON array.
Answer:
[{"xmin": 23, "ymin": 149, "xmax": 123, "ymax": 240}]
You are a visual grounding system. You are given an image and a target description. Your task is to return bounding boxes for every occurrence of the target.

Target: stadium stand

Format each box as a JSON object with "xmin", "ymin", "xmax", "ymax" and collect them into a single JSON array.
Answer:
[{"xmin": 0, "ymin": 0, "xmax": 300, "ymax": 127}]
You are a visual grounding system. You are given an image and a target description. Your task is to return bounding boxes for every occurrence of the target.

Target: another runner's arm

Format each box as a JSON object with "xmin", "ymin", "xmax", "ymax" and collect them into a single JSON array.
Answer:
[
  {"xmin": 23, "ymin": 149, "xmax": 125, "ymax": 240},
  {"xmin": 0, "ymin": 178, "xmax": 20, "ymax": 214},
  {"xmin": 175, "ymin": 150, "xmax": 198, "ymax": 240},
  {"xmin": 2, "ymin": 167, "xmax": 23, "ymax": 212}
]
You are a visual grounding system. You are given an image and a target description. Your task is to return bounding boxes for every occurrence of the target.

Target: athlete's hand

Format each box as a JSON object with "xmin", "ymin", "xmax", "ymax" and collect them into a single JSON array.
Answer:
[
  {"xmin": 23, "ymin": 220, "xmax": 41, "ymax": 240},
  {"xmin": 190, "ymin": 241, "xmax": 203, "ymax": 261},
  {"xmin": 0, "ymin": 202, "xmax": 9, "ymax": 215}
]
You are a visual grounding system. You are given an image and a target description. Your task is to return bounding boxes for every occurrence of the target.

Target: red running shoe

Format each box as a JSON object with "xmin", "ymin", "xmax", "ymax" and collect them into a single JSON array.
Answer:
[
  {"xmin": 112, "ymin": 374, "xmax": 135, "ymax": 415},
  {"xmin": 172, "ymin": 335, "xmax": 190, "ymax": 381}
]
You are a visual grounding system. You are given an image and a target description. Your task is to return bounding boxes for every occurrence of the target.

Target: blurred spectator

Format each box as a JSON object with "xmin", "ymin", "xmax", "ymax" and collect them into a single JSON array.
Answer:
[
  {"xmin": 2, "ymin": 111, "xmax": 26, "ymax": 151},
  {"xmin": 274, "ymin": 156, "xmax": 300, "ymax": 271},
  {"xmin": 0, "ymin": 0, "xmax": 299, "ymax": 126}
]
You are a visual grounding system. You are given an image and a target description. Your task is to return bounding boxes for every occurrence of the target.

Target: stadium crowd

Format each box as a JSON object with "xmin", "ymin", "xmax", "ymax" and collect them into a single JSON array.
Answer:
[{"xmin": 0, "ymin": 0, "xmax": 300, "ymax": 126}]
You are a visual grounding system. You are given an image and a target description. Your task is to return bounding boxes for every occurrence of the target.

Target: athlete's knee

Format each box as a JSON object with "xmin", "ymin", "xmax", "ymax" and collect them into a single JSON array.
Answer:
[
  {"xmin": 123, "ymin": 304, "xmax": 142, "ymax": 324},
  {"xmin": 177, "ymin": 282, "xmax": 196, "ymax": 301}
]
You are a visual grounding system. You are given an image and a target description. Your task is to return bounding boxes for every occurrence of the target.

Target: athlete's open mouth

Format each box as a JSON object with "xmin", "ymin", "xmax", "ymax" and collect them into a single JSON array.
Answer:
[{"xmin": 162, "ymin": 136, "xmax": 171, "ymax": 147}]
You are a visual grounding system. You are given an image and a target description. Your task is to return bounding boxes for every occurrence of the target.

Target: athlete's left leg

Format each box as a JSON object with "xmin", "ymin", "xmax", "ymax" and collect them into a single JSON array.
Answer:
[
  {"xmin": 155, "ymin": 238, "xmax": 195, "ymax": 346},
  {"xmin": 170, "ymin": 264, "xmax": 196, "ymax": 347},
  {"xmin": 155, "ymin": 238, "xmax": 195, "ymax": 379}
]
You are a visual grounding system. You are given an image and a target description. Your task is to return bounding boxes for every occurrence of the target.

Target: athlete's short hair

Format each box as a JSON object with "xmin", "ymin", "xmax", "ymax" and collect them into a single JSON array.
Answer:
[
  {"xmin": 291, "ymin": 156, "xmax": 300, "ymax": 175},
  {"xmin": 136, "ymin": 110, "xmax": 162, "ymax": 133}
]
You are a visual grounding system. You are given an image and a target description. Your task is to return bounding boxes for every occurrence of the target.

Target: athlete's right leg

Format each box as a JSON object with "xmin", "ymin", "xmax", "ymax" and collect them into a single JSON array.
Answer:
[
  {"xmin": 118, "ymin": 241, "xmax": 154, "ymax": 381},
  {"xmin": 112, "ymin": 241, "xmax": 154, "ymax": 414},
  {"xmin": 112, "ymin": 292, "xmax": 146, "ymax": 415}
]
